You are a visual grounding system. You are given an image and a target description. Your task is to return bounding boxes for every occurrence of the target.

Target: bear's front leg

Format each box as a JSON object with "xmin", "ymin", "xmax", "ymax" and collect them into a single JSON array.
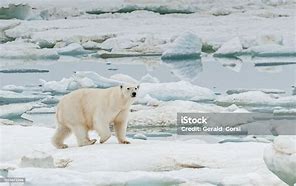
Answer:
[
  {"xmin": 114, "ymin": 110, "xmax": 130, "ymax": 144},
  {"xmin": 93, "ymin": 117, "xmax": 111, "ymax": 144}
]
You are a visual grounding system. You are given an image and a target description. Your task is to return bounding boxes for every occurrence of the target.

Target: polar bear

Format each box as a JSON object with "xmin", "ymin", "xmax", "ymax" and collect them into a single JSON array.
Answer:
[{"xmin": 52, "ymin": 84, "xmax": 139, "ymax": 149}]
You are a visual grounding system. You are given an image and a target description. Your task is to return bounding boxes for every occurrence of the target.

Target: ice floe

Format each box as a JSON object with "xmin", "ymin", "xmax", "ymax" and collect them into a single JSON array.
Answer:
[
  {"xmin": 129, "ymin": 100, "xmax": 225, "ymax": 127},
  {"xmin": 226, "ymin": 88, "xmax": 286, "ymax": 95},
  {"xmin": 57, "ymin": 43, "xmax": 94, "ymax": 56},
  {"xmin": 0, "ymin": 103, "xmax": 33, "ymax": 119},
  {"xmin": 216, "ymin": 91, "xmax": 296, "ymax": 107},
  {"xmin": 0, "ymin": 90, "xmax": 45, "ymax": 104},
  {"xmin": 0, "ymin": 4, "xmax": 31, "ymax": 20},
  {"xmin": 0, "ymin": 125, "xmax": 286, "ymax": 185},
  {"xmin": 2, "ymin": 85, "xmax": 25, "ymax": 93},
  {"xmin": 213, "ymin": 37, "xmax": 243, "ymax": 58},
  {"xmin": 264, "ymin": 136, "xmax": 296, "ymax": 186},
  {"xmin": 0, "ymin": 41, "xmax": 59, "ymax": 60},
  {"xmin": 247, "ymin": 44, "xmax": 296, "ymax": 57},
  {"xmin": 138, "ymin": 81, "xmax": 216, "ymax": 102},
  {"xmin": 161, "ymin": 32, "xmax": 202, "ymax": 60}
]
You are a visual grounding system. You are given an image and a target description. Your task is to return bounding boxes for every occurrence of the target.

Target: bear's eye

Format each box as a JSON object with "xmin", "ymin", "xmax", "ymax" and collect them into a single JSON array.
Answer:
[
  {"xmin": 135, "ymin": 88, "xmax": 137, "ymax": 90},
  {"xmin": 127, "ymin": 88, "xmax": 130, "ymax": 90}
]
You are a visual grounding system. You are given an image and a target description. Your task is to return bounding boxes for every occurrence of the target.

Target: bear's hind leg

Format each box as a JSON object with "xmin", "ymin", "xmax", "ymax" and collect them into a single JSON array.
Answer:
[
  {"xmin": 72, "ymin": 125, "xmax": 97, "ymax": 147},
  {"xmin": 52, "ymin": 125, "xmax": 71, "ymax": 149}
]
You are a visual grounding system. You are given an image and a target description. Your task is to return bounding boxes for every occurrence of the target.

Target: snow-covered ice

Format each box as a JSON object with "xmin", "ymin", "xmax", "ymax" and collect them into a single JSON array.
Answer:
[
  {"xmin": 139, "ymin": 81, "xmax": 216, "ymax": 102},
  {"xmin": 216, "ymin": 91, "xmax": 296, "ymax": 107},
  {"xmin": 264, "ymin": 136, "xmax": 296, "ymax": 186},
  {"xmin": 161, "ymin": 32, "xmax": 202, "ymax": 60},
  {"xmin": 0, "ymin": 90, "xmax": 45, "ymax": 104},
  {"xmin": 0, "ymin": 103, "xmax": 33, "ymax": 119},
  {"xmin": 0, "ymin": 125, "xmax": 287, "ymax": 185},
  {"xmin": 214, "ymin": 37, "xmax": 243, "ymax": 57}
]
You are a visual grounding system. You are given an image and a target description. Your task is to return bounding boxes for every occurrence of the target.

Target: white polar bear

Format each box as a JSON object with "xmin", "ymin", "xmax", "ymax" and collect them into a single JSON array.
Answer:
[{"xmin": 52, "ymin": 84, "xmax": 139, "ymax": 149}]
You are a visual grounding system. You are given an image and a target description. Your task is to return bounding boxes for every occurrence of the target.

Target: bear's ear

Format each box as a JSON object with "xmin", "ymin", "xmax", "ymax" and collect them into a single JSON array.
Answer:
[
  {"xmin": 120, "ymin": 85, "xmax": 123, "ymax": 89},
  {"xmin": 137, "ymin": 85, "xmax": 140, "ymax": 89}
]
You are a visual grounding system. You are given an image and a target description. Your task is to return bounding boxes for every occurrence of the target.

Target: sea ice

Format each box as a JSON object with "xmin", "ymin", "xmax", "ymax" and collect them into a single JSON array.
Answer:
[
  {"xmin": 138, "ymin": 81, "xmax": 216, "ymax": 102},
  {"xmin": 140, "ymin": 74, "xmax": 159, "ymax": 83},
  {"xmin": 57, "ymin": 43, "xmax": 94, "ymax": 56},
  {"xmin": 213, "ymin": 37, "xmax": 243, "ymax": 57},
  {"xmin": 0, "ymin": 41, "xmax": 59, "ymax": 60},
  {"xmin": 247, "ymin": 44, "xmax": 296, "ymax": 57},
  {"xmin": 264, "ymin": 136, "xmax": 296, "ymax": 186},
  {"xmin": 226, "ymin": 88, "xmax": 286, "ymax": 95},
  {"xmin": 216, "ymin": 91, "xmax": 296, "ymax": 107},
  {"xmin": 161, "ymin": 32, "xmax": 202, "ymax": 60},
  {"xmin": 0, "ymin": 124, "xmax": 285, "ymax": 185},
  {"xmin": 20, "ymin": 151, "xmax": 55, "ymax": 168},
  {"xmin": 0, "ymin": 90, "xmax": 45, "ymax": 104},
  {"xmin": 0, "ymin": 103, "xmax": 33, "ymax": 119}
]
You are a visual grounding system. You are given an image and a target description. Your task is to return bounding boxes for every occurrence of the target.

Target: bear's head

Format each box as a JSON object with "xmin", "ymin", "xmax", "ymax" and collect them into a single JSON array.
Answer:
[{"xmin": 120, "ymin": 84, "xmax": 140, "ymax": 99}]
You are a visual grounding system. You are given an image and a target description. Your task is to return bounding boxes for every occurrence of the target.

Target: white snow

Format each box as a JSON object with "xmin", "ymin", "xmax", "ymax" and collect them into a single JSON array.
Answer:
[
  {"xmin": 0, "ymin": 125, "xmax": 286, "ymax": 185},
  {"xmin": 20, "ymin": 151, "xmax": 55, "ymax": 168},
  {"xmin": 161, "ymin": 32, "xmax": 202, "ymax": 60},
  {"xmin": 264, "ymin": 136, "xmax": 296, "ymax": 186}
]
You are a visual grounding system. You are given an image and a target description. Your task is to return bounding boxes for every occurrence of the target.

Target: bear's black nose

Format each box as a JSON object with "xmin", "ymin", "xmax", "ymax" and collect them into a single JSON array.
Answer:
[{"xmin": 132, "ymin": 92, "xmax": 136, "ymax": 97}]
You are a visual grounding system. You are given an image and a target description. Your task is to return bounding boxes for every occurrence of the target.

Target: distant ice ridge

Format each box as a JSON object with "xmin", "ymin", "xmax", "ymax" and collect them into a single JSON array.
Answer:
[
  {"xmin": 214, "ymin": 37, "xmax": 296, "ymax": 59},
  {"xmin": 226, "ymin": 88, "xmax": 285, "ymax": 95},
  {"xmin": 0, "ymin": 41, "xmax": 59, "ymax": 60},
  {"xmin": 216, "ymin": 91, "xmax": 296, "ymax": 107},
  {"xmin": 264, "ymin": 136, "xmax": 296, "ymax": 186}
]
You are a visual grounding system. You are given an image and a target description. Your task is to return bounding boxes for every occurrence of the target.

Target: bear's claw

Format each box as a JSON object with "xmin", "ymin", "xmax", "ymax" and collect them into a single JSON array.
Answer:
[
  {"xmin": 89, "ymin": 139, "xmax": 97, "ymax": 144},
  {"xmin": 121, "ymin": 140, "xmax": 131, "ymax": 144},
  {"xmin": 57, "ymin": 144, "xmax": 68, "ymax": 149}
]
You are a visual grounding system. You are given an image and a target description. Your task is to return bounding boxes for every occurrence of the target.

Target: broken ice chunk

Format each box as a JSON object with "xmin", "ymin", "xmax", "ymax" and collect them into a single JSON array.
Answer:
[
  {"xmin": 214, "ymin": 37, "xmax": 243, "ymax": 57},
  {"xmin": 264, "ymin": 136, "xmax": 296, "ymax": 186},
  {"xmin": 0, "ymin": 90, "xmax": 45, "ymax": 104},
  {"xmin": 161, "ymin": 32, "xmax": 202, "ymax": 60}
]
